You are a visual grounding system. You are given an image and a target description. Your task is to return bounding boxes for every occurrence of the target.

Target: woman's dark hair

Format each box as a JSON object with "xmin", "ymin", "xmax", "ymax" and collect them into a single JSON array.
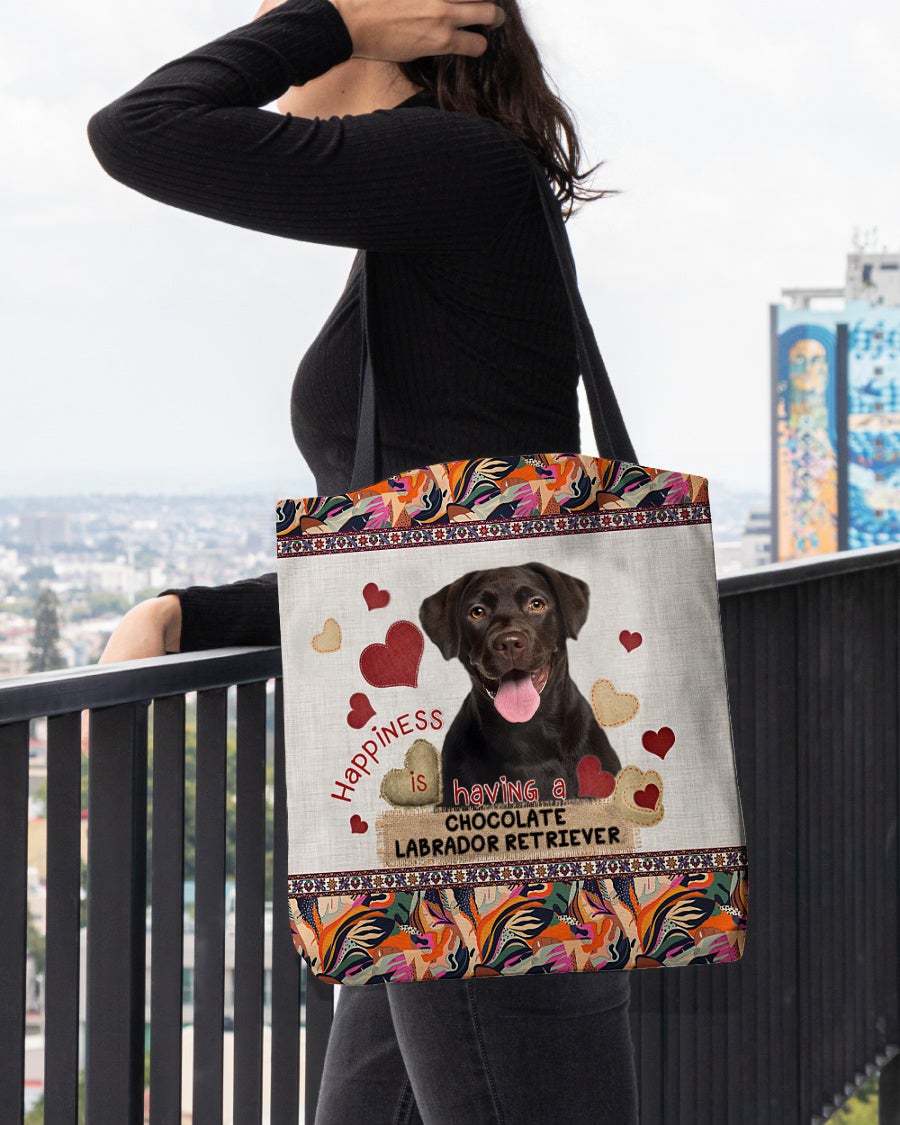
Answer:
[{"xmin": 397, "ymin": 1, "xmax": 615, "ymax": 219}]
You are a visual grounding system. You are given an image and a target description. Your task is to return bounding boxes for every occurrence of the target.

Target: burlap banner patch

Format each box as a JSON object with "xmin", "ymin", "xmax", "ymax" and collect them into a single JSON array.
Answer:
[{"xmin": 377, "ymin": 801, "xmax": 640, "ymax": 868}]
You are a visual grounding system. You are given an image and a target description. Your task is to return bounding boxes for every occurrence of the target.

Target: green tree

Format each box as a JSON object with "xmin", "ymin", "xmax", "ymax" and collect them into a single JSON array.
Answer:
[
  {"xmin": 28, "ymin": 588, "xmax": 65, "ymax": 672},
  {"xmin": 828, "ymin": 1073, "xmax": 879, "ymax": 1123},
  {"xmin": 22, "ymin": 563, "xmax": 58, "ymax": 587},
  {"xmin": 26, "ymin": 908, "xmax": 45, "ymax": 976},
  {"xmin": 23, "ymin": 1095, "xmax": 44, "ymax": 1125},
  {"xmin": 24, "ymin": 1077, "xmax": 85, "ymax": 1124},
  {"xmin": 67, "ymin": 592, "xmax": 129, "ymax": 622}
]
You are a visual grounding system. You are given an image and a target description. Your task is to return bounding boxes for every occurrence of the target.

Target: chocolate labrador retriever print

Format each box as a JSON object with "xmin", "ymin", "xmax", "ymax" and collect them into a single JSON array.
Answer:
[{"xmin": 420, "ymin": 562, "xmax": 621, "ymax": 806}]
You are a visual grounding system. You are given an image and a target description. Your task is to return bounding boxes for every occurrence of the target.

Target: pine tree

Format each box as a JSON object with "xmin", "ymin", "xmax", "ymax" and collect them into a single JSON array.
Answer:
[{"xmin": 28, "ymin": 587, "xmax": 64, "ymax": 672}]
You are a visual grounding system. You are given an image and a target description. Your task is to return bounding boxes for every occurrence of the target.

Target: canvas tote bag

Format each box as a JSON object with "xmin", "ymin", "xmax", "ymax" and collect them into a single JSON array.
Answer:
[{"xmin": 276, "ymin": 154, "xmax": 749, "ymax": 984}]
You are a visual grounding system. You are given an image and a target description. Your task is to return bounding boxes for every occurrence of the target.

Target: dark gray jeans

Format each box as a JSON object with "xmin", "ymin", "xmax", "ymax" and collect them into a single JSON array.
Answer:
[{"xmin": 314, "ymin": 970, "xmax": 639, "ymax": 1125}]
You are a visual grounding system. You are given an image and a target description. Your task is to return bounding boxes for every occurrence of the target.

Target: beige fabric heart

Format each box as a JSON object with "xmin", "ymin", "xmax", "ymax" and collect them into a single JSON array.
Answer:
[
  {"xmin": 590, "ymin": 678, "xmax": 640, "ymax": 727},
  {"xmin": 311, "ymin": 618, "xmax": 341, "ymax": 653},
  {"xmin": 379, "ymin": 740, "xmax": 442, "ymax": 808},
  {"xmin": 614, "ymin": 765, "xmax": 665, "ymax": 826}
]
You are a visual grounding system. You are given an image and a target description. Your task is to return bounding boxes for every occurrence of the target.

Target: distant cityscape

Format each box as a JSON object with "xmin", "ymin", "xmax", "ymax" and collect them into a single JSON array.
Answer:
[
  {"xmin": 0, "ymin": 493, "xmax": 275, "ymax": 677},
  {"xmin": 0, "ymin": 486, "xmax": 771, "ymax": 679}
]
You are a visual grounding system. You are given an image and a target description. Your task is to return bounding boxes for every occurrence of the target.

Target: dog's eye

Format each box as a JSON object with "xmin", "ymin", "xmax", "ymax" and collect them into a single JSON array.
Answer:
[
  {"xmin": 469, "ymin": 605, "xmax": 486, "ymax": 619},
  {"xmin": 528, "ymin": 598, "xmax": 547, "ymax": 612}
]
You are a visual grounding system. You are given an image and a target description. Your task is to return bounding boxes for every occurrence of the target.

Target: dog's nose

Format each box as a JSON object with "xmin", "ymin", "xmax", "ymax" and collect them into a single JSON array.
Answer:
[{"xmin": 492, "ymin": 632, "xmax": 527, "ymax": 658}]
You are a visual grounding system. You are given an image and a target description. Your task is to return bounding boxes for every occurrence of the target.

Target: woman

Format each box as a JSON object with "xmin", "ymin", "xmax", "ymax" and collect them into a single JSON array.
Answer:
[{"xmin": 88, "ymin": 1, "xmax": 640, "ymax": 1121}]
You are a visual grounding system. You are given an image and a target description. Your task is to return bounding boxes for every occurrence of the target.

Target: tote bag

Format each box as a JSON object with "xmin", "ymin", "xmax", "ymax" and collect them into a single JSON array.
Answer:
[{"xmin": 276, "ymin": 154, "xmax": 749, "ymax": 985}]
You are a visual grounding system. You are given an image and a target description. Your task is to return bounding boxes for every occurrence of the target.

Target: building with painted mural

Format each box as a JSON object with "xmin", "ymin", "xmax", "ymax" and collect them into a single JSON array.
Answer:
[{"xmin": 771, "ymin": 249, "xmax": 900, "ymax": 561}]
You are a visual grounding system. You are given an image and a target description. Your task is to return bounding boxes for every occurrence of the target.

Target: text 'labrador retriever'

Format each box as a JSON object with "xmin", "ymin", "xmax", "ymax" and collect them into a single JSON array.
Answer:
[{"xmin": 420, "ymin": 563, "xmax": 621, "ymax": 806}]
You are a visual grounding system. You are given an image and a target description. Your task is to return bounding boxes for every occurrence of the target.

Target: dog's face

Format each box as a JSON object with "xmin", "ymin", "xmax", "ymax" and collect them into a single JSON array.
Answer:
[{"xmin": 419, "ymin": 563, "xmax": 590, "ymax": 724}]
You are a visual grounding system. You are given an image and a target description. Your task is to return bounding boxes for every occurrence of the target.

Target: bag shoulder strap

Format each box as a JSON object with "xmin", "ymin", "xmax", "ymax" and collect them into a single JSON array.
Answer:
[
  {"xmin": 527, "ymin": 155, "xmax": 638, "ymax": 467},
  {"xmin": 349, "ymin": 153, "xmax": 637, "ymax": 491}
]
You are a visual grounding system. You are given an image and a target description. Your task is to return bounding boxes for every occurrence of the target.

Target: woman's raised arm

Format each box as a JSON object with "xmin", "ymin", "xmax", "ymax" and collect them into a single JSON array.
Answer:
[{"xmin": 86, "ymin": 0, "xmax": 531, "ymax": 254}]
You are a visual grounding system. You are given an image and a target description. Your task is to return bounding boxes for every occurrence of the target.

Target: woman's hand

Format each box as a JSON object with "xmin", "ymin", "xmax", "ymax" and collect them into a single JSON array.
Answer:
[
  {"xmin": 80, "ymin": 595, "xmax": 182, "ymax": 754},
  {"xmin": 334, "ymin": 0, "xmax": 506, "ymax": 61},
  {"xmin": 254, "ymin": 0, "xmax": 507, "ymax": 61},
  {"xmin": 97, "ymin": 595, "xmax": 183, "ymax": 664}
]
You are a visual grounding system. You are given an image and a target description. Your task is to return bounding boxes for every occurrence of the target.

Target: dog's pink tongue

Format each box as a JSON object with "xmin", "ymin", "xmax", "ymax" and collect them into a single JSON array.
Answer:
[{"xmin": 494, "ymin": 671, "xmax": 540, "ymax": 723}]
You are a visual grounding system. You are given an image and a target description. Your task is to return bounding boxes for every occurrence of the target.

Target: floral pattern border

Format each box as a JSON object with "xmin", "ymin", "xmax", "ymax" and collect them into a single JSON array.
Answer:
[{"xmin": 289, "ymin": 864, "xmax": 748, "ymax": 984}]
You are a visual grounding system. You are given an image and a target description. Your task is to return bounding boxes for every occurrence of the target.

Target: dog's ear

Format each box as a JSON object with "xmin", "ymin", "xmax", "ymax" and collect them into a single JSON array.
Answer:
[
  {"xmin": 419, "ymin": 572, "xmax": 478, "ymax": 660},
  {"xmin": 525, "ymin": 563, "xmax": 590, "ymax": 639}
]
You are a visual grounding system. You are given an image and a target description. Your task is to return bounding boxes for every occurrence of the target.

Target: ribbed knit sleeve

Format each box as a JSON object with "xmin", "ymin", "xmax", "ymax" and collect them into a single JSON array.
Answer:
[
  {"xmin": 159, "ymin": 573, "xmax": 280, "ymax": 650},
  {"xmin": 86, "ymin": 0, "xmax": 534, "ymax": 253}
]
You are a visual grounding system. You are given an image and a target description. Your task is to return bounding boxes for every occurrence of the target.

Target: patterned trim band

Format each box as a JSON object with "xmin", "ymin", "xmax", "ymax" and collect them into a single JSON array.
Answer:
[
  {"xmin": 277, "ymin": 504, "xmax": 711, "ymax": 559},
  {"xmin": 276, "ymin": 454, "xmax": 711, "ymax": 554},
  {"xmin": 287, "ymin": 844, "xmax": 747, "ymax": 896}
]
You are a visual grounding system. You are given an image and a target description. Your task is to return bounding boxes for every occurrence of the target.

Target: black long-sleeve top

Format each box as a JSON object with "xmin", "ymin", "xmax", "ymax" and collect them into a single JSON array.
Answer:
[{"xmin": 88, "ymin": 0, "xmax": 593, "ymax": 650}]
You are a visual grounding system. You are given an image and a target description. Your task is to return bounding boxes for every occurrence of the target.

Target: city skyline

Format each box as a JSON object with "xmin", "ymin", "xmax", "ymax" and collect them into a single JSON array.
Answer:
[{"xmin": 0, "ymin": 482, "xmax": 769, "ymax": 676}]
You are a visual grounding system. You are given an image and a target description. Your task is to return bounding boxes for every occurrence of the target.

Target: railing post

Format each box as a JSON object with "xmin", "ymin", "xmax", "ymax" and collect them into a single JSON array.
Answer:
[
  {"xmin": 149, "ymin": 695, "xmax": 186, "ymax": 1125},
  {"xmin": 304, "ymin": 976, "xmax": 335, "ymax": 1122},
  {"xmin": 233, "ymin": 681, "xmax": 267, "ymax": 1123},
  {"xmin": 84, "ymin": 702, "xmax": 149, "ymax": 1125},
  {"xmin": 43, "ymin": 711, "xmax": 84, "ymax": 1122},
  {"xmin": 192, "ymin": 689, "xmax": 228, "ymax": 1125},
  {"xmin": 0, "ymin": 721, "xmax": 30, "ymax": 1125},
  {"xmin": 881, "ymin": 1050, "xmax": 900, "ymax": 1125},
  {"xmin": 270, "ymin": 679, "xmax": 302, "ymax": 1125}
]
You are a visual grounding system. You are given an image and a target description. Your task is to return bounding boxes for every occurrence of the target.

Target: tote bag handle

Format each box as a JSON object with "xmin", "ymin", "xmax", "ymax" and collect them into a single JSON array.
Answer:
[{"xmin": 349, "ymin": 152, "xmax": 637, "ymax": 491}]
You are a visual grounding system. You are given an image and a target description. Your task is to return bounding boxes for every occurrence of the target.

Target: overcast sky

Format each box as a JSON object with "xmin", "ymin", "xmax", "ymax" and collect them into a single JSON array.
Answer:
[{"xmin": 3, "ymin": 0, "xmax": 899, "ymax": 498}]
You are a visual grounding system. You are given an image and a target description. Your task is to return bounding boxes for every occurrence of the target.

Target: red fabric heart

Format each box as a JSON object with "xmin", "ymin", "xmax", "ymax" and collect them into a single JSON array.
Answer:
[
  {"xmin": 360, "ymin": 621, "xmax": 424, "ymax": 689},
  {"xmin": 619, "ymin": 630, "xmax": 643, "ymax": 653},
  {"xmin": 347, "ymin": 693, "xmax": 375, "ymax": 729},
  {"xmin": 576, "ymin": 755, "xmax": 617, "ymax": 799},
  {"xmin": 363, "ymin": 582, "xmax": 390, "ymax": 610},
  {"xmin": 350, "ymin": 814, "xmax": 369, "ymax": 834},
  {"xmin": 642, "ymin": 727, "xmax": 675, "ymax": 759},
  {"xmin": 634, "ymin": 783, "xmax": 660, "ymax": 811}
]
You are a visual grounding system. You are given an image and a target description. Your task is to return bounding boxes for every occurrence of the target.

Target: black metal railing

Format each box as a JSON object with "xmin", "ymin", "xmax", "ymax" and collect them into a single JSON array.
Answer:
[
  {"xmin": 708, "ymin": 543, "xmax": 899, "ymax": 1125},
  {"xmin": 1, "ymin": 545, "xmax": 898, "ymax": 1124},
  {"xmin": 0, "ymin": 649, "xmax": 336, "ymax": 1125}
]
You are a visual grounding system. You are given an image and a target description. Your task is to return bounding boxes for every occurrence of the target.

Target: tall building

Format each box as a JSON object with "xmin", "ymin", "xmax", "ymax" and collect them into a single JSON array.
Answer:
[
  {"xmin": 771, "ymin": 249, "xmax": 900, "ymax": 561},
  {"xmin": 741, "ymin": 504, "xmax": 772, "ymax": 569}
]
